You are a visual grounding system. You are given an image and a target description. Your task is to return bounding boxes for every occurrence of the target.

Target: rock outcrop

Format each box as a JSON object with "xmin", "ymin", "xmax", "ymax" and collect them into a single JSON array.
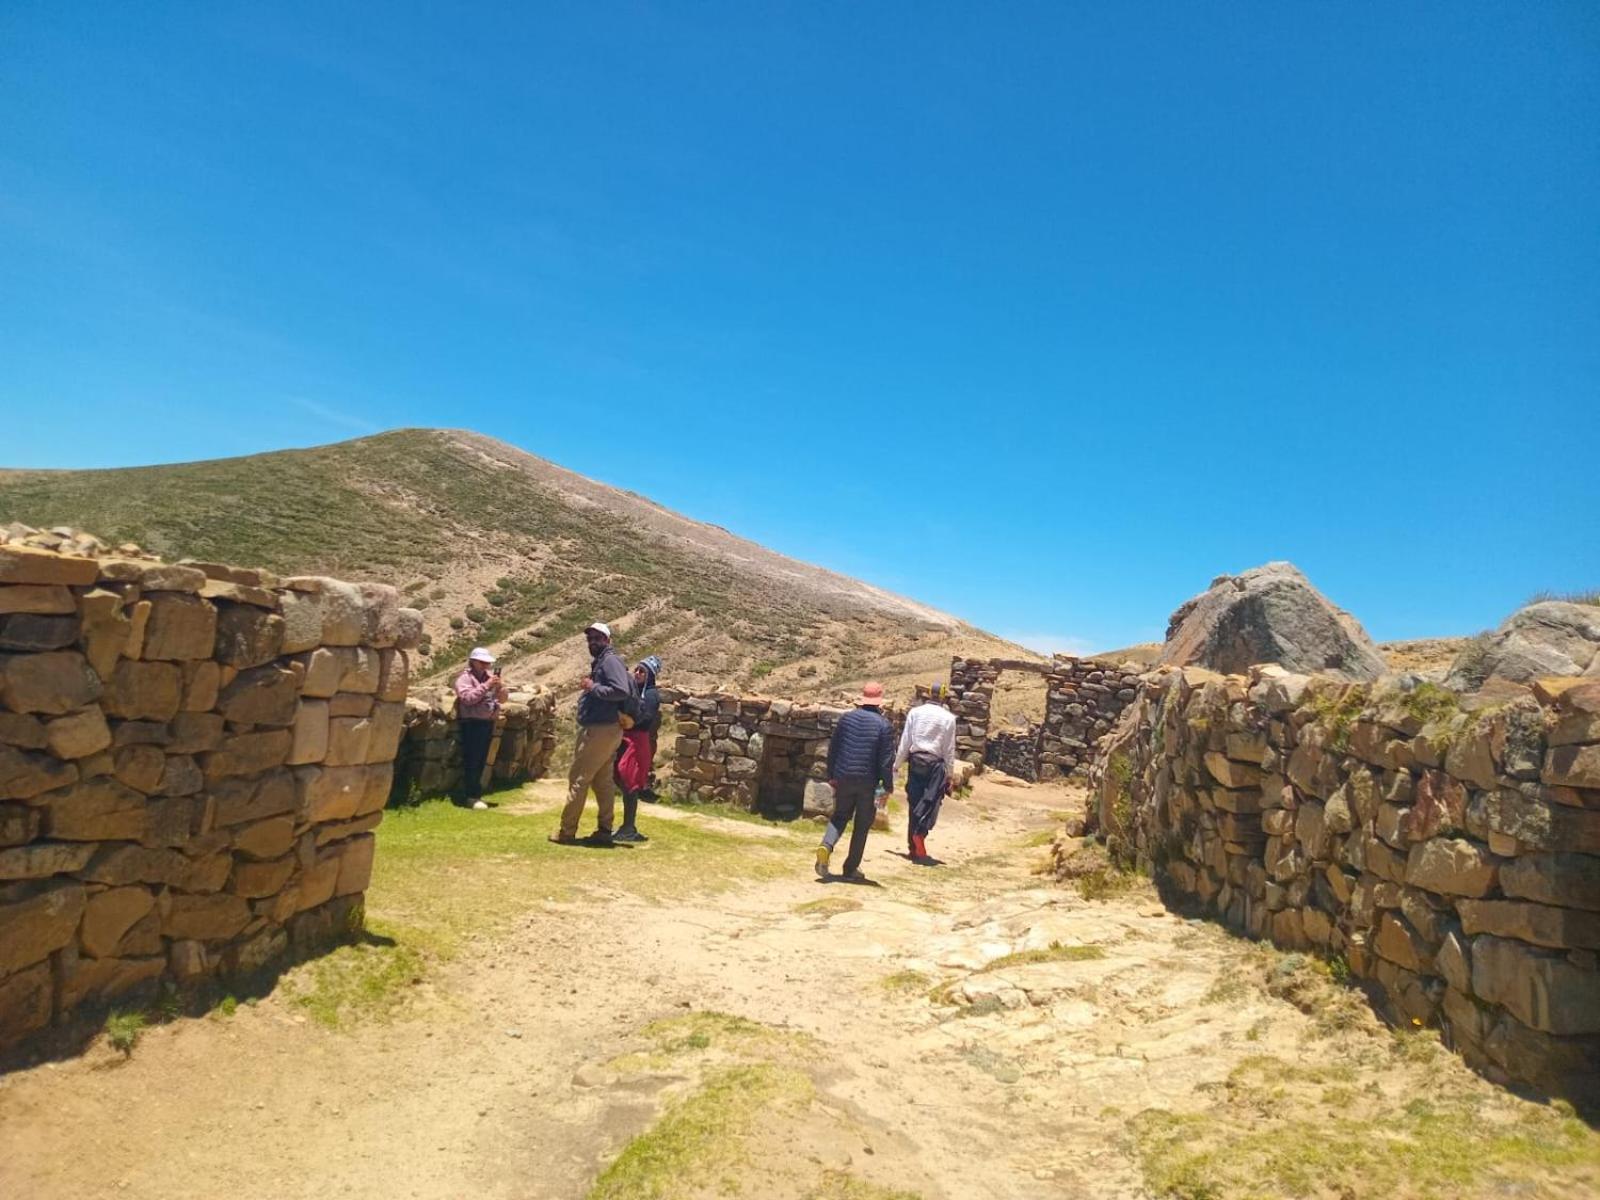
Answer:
[
  {"xmin": 1159, "ymin": 562, "xmax": 1386, "ymax": 681},
  {"xmin": 1445, "ymin": 602, "xmax": 1600, "ymax": 692}
]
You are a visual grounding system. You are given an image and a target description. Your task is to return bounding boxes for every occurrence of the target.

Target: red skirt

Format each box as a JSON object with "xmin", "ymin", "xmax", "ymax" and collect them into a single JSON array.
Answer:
[{"xmin": 616, "ymin": 728, "xmax": 656, "ymax": 794}]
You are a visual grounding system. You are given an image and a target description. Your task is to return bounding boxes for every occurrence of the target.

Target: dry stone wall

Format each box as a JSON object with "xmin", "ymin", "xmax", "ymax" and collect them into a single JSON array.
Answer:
[
  {"xmin": 949, "ymin": 656, "xmax": 1142, "ymax": 780},
  {"xmin": 1093, "ymin": 664, "xmax": 1600, "ymax": 1109},
  {"xmin": 664, "ymin": 691, "xmax": 903, "ymax": 820},
  {"xmin": 0, "ymin": 541, "xmax": 423, "ymax": 1051},
  {"xmin": 393, "ymin": 687, "xmax": 556, "ymax": 801}
]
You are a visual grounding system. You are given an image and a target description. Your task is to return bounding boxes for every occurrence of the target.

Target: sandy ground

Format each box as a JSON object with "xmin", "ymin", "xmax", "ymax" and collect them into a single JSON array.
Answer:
[{"xmin": 0, "ymin": 775, "xmax": 1588, "ymax": 1200}]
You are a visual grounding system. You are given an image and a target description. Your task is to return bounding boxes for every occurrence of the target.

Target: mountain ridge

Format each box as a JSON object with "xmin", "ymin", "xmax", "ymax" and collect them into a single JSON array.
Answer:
[{"xmin": 0, "ymin": 428, "xmax": 1038, "ymax": 698}]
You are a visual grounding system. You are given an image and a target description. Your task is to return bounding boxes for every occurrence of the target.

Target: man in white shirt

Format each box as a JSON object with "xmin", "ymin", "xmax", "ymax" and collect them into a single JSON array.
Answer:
[{"xmin": 894, "ymin": 683, "xmax": 958, "ymax": 862}]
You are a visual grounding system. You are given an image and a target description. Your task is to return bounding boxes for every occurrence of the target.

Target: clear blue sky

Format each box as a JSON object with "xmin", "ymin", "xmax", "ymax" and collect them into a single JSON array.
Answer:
[{"xmin": 4, "ymin": 3, "xmax": 1597, "ymax": 653}]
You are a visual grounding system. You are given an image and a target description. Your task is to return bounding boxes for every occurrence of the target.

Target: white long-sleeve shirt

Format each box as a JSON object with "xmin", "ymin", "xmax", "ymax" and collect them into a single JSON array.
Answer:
[{"xmin": 894, "ymin": 702, "xmax": 957, "ymax": 776}]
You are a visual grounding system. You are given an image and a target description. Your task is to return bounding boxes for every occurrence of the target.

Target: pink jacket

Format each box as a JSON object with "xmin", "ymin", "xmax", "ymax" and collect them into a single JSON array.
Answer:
[{"xmin": 454, "ymin": 669, "xmax": 502, "ymax": 721}]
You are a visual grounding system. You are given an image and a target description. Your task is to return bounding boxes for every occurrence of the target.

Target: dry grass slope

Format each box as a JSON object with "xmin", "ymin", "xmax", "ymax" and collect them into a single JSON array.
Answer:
[{"xmin": 0, "ymin": 428, "xmax": 1033, "ymax": 697}]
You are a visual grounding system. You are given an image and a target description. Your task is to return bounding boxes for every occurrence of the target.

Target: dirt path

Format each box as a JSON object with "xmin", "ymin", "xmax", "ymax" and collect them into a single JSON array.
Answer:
[{"xmin": 1, "ymin": 777, "xmax": 1594, "ymax": 1200}]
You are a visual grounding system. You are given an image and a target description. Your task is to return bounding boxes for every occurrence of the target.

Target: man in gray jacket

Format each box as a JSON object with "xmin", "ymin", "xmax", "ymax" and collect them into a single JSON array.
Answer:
[{"xmin": 552, "ymin": 622, "xmax": 633, "ymax": 845}]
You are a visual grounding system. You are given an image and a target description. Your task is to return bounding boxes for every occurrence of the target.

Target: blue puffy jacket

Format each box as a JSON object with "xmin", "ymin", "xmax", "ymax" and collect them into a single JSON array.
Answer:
[{"xmin": 826, "ymin": 707, "xmax": 895, "ymax": 790}]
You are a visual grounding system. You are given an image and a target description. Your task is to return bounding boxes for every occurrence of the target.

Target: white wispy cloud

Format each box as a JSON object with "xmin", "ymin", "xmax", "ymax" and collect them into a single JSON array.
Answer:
[{"xmin": 284, "ymin": 395, "xmax": 381, "ymax": 434}]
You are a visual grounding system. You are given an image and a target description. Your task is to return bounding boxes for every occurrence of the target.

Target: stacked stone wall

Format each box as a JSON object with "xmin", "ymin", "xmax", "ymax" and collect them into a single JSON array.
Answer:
[
  {"xmin": 664, "ymin": 691, "xmax": 902, "ymax": 818},
  {"xmin": 949, "ymin": 656, "xmax": 1142, "ymax": 780},
  {"xmin": 1093, "ymin": 664, "xmax": 1600, "ymax": 1108},
  {"xmin": 0, "ymin": 541, "xmax": 422, "ymax": 1051},
  {"xmin": 392, "ymin": 687, "xmax": 556, "ymax": 801}
]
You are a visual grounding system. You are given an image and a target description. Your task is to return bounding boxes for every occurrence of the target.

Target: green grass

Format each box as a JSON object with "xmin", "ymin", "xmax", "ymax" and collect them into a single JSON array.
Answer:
[
  {"xmin": 803, "ymin": 1174, "xmax": 924, "ymax": 1200},
  {"xmin": 1130, "ymin": 1055, "xmax": 1600, "ymax": 1200},
  {"xmin": 975, "ymin": 940, "xmax": 1106, "ymax": 974},
  {"xmin": 586, "ymin": 1063, "xmax": 814, "ymax": 1200},
  {"xmin": 282, "ymin": 794, "xmax": 800, "ymax": 1027},
  {"xmin": 1525, "ymin": 588, "xmax": 1600, "ymax": 608},
  {"xmin": 794, "ymin": 896, "xmax": 862, "ymax": 917},
  {"xmin": 104, "ymin": 1010, "xmax": 146, "ymax": 1055},
  {"xmin": 880, "ymin": 969, "xmax": 933, "ymax": 994}
]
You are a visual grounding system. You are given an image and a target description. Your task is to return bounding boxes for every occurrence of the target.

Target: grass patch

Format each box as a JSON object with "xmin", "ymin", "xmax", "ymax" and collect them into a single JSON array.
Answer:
[
  {"xmin": 880, "ymin": 969, "xmax": 933, "ymax": 994},
  {"xmin": 104, "ymin": 1010, "xmax": 146, "ymax": 1055},
  {"xmin": 976, "ymin": 940, "xmax": 1106, "ymax": 974},
  {"xmin": 282, "ymin": 794, "xmax": 799, "ymax": 1027},
  {"xmin": 803, "ymin": 1173, "xmax": 924, "ymax": 1200},
  {"xmin": 586, "ymin": 1063, "xmax": 814, "ymax": 1200},
  {"xmin": 1129, "ymin": 1055, "xmax": 1600, "ymax": 1200}
]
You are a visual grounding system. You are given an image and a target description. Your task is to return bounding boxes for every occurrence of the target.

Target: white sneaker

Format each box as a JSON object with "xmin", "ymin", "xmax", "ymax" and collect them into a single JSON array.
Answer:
[{"xmin": 472, "ymin": 800, "xmax": 489, "ymax": 811}]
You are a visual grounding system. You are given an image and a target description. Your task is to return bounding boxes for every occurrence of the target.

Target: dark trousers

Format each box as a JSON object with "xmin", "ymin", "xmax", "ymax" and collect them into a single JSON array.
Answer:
[
  {"xmin": 826, "ymin": 779, "xmax": 877, "ymax": 875},
  {"xmin": 459, "ymin": 718, "xmax": 494, "ymax": 800}
]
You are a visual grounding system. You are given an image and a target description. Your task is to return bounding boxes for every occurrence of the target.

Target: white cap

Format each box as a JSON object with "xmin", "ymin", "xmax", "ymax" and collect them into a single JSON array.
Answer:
[
  {"xmin": 468, "ymin": 647, "xmax": 495, "ymax": 663},
  {"xmin": 585, "ymin": 622, "xmax": 612, "ymax": 639}
]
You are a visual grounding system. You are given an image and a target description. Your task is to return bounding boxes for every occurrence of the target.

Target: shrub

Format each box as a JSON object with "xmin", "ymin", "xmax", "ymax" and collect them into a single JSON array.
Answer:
[
  {"xmin": 105, "ymin": 1010, "xmax": 146, "ymax": 1055},
  {"xmin": 449, "ymin": 617, "xmax": 466, "ymax": 630},
  {"xmin": 465, "ymin": 606, "xmax": 487, "ymax": 623}
]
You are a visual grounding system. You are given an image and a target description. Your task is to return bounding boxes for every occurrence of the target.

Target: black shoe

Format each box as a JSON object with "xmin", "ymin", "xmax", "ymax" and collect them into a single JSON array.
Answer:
[
  {"xmin": 613, "ymin": 828, "xmax": 649, "ymax": 843},
  {"xmin": 585, "ymin": 829, "xmax": 614, "ymax": 846}
]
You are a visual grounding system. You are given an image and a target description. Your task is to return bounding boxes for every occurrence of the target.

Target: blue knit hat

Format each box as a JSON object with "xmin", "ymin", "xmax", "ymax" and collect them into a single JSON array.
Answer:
[{"xmin": 637, "ymin": 655, "xmax": 662, "ymax": 685}]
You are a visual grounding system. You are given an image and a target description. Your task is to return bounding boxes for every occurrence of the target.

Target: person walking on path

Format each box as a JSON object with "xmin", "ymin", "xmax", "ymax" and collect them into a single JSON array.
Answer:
[
  {"xmin": 895, "ymin": 682, "xmax": 958, "ymax": 861},
  {"xmin": 613, "ymin": 655, "xmax": 662, "ymax": 843},
  {"xmin": 815, "ymin": 682, "xmax": 896, "ymax": 882},
  {"xmin": 454, "ymin": 647, "xmax": 507, "ymax": 810},
  {"xmin": 552, "ymin": 622, "xmax": 634, "ymax": 845}
]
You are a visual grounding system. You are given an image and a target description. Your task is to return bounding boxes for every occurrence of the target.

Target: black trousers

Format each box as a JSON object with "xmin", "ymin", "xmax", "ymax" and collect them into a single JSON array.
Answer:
[
  {"xmin": 826, "ymin": 779, "xmax": 877, "ymax": 875},
  {"xmin": 459, "ymin": 719, "xmax": 494, "ymax": 800}
]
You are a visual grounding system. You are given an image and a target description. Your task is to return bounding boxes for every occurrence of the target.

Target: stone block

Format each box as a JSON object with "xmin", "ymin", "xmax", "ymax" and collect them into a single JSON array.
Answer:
[
  {"xmin": 80, "ymin": 887, "xmax": 157, "ymax": 958},
  {"xmin": 1404, "ymin": 837, "xmax": 1498, "ymax": 897},
  {"xmin": 294, "ymin": 764, "xmax": 368, "ymax": 823},
  {"xmin": 231, "ymin": 853, "xmax": 296, "ymax": 898},
  {"xmin": 140, "ymin": 593, "xmax": 217, "ymax": 660},
  {"xmin": 328, "ymin": 692, "xmax": 373, "ymax": 718},
  {"xmin": 58, "ymin": 954, "xmax": 166, "ymax": 1012},
  {"xmin": 366, "ymin": 702, "xmax": 405, "ymax": 764},
  {"xmin": 0, "ymin": 583, "xmax": 77, "ymax": 616},
  {"xmin": 297, "ymin": 647, "xmax": 342, "ymax": 698},
  {"xmin": 355, "ymin": 763, "xmax": 392, "ymax": 816},
  {"xmin": 288, "ymin": 700, "xmax": 330, "ymax": 765},
  {"xmin": 1373, "ymin": 912, "xmax": 1434, "ymax": 972},
  {"xmin": 313, "ymin": 812, "xmax": 382, "ymax": 847},
  {"xmin": 0, "ymin": 712, "xmax": 49, "ymax": 750},
  {"xmin": 278, "ymin": 590, "xmax": 324, "ymax": 654},
  {"xmin": 140, "ymin": 795, "xmax": 201, "ymax": 848},
  {"xmin": 0, "ymin": 612, "xmax": 81, "ymax": 651},
  {"xmin": 158, "ymin": 754, "xmax": 203, "ymax": 796},
  {"xmin": 202, "ymin": 729, "xmax": 292, "ymax": 780},
  {"xmin": 0, "ymin": 803, "xmax": 41, "ymax": 847},
  {"xmin": 112, "ymin": 744, "xmax": 165, "ymax": 793},
  {"xmin": 168, "ymin": 711, "xmax": 224, "ymax": 755},
  {"xmin": 211, "ymin": 769, "xmax": 297, "ymax": 827},
  {"xmin": 0, "ymin": 960, "xmax": 53, "ymax": 1042},
  {"xmin": 1471, "ymin": 934, "xmax": 1600, "ymax": 1035},
  {"xmin": 333, "ymin": 834, "xmax": 376, "ymax": 896},
  {"xmin": 224, "ymin": 925, "xmax": 289, "ymax": 977},
  {"xmin": 233, "ymin": 814, "xmax": 296, "ymax": 860},
  {"xmin": 395, "ymin": 608, "xmax": 423, "ymax": 650},
  {"xmin": 1546, "ymin": 743, "xmax": 1600, "ymax": 790},
  {"xmin": 1458, "ymin": 898, "xmax": 1600, "ymax": 951},
  {"xmin": 0, "ymin": 650, "xmax": 101, "ymax": 715},
  {"xmin": 181, "ymin": 659, "xmax": 221, "ymax": 712},
  {"xmin": 45, "ymin": 708, "xmax": 112, "ymax": 760},
  {"xmin": 1500, "ymin": 853, "xmax": 1600, "ymax": 911},
  {"xmin": 296, "ymin": 855, "xmax": 341, "ymax": 912},
  {"xmin": 336, "ymin": 647, "xmax": 381, "ymax": 695},
  {"xmin": 103, "ymin": 659, "xmax": 182, "ymax": 721},
  {"xmin": 325, "ymin": 717, "xmax": 373, "ymax": 767},
  {"xmin": 213, "ymin": 604, "xmax": 285, "ymax": 668},
  {"xmin": 0, "ymin": 546, "xmax": 98, "ymax": 585},
  {"xmin": 164, "ymin": 893, "xmax": 251, "ymax": 940},
  {"xmin": 359, "ymin": 583, "xmax": 401, "ymax": 648},
  {"xmin": 0, "ymin": 840, "xmax": 95, "ymax": 879},
  {"xmin": 42, "ymin": 777, "xmax": 147, "ymax": 841},
  {"xmin": 218, "ymin": 664, "xmax": 300, "ymax": 727},
  {"xmin": 377, "ymin": 649, "xmax": 409, "ymax": 703},
  {"xmin": 0, "ymin": 882, "xmax": 86, "ymax": 975},
  {"xmin": 1469, "ymin": 786, "xmax": 1600, "ymax": 853},
  {"xmin": 168, "ymin": 939, "xmax": 213, "ymax": 981},
  {"xmin": 318, "ymin": 580, "xmax": 364, "ymax": 646}
]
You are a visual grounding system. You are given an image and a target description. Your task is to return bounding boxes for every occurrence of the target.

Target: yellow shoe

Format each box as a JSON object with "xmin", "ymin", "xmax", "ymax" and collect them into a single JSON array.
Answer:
[{"xmin": 814, "ymin": 846, "xmax": 831, "ymax": 879}]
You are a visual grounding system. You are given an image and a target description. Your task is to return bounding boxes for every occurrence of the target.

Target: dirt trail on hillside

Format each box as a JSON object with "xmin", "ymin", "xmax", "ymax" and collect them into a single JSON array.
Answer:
[{"xmin": 1, "ymin": 779, "xmax": 1593, "ymax": 1200}]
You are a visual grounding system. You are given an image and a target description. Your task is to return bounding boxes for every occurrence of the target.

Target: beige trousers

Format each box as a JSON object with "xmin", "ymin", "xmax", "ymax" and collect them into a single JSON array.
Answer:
[{"xmin": 561, "ymin": 722, "xmax": 624, "ymax": 837}]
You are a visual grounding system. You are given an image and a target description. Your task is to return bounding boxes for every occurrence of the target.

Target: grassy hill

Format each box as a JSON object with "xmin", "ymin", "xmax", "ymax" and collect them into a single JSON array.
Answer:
[{"xmin": 0, "ymin": 429, "xmax": 1036, "ymax": 698}]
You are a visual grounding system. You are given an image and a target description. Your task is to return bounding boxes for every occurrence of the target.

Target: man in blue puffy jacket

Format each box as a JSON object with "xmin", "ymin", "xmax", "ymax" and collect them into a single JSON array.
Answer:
[{"xmin": 815, "ymin": 682, "xmax": 896, "ymax": 882}]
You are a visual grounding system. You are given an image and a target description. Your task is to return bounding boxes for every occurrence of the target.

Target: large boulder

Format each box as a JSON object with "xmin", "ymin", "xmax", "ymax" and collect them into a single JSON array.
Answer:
[
  {"xmin": 1159, "ymin": 562, "xmax": 1386, "ymax": 681},
  {"xmin": 1444, "ymin": 601, "xmax": 1600, "ymax": 692}
]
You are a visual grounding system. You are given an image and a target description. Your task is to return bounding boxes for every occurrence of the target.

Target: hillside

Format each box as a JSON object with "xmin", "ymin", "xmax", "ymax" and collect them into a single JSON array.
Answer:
[{"xmin": 0, "ymin": 429, "xmax": 1037, "ymax": 697}]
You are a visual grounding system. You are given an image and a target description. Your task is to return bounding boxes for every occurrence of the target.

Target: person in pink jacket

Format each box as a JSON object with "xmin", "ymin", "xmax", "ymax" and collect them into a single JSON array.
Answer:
[{"xmin": 454, "ymin": 647, "xmax": 507, "ymax": 810}]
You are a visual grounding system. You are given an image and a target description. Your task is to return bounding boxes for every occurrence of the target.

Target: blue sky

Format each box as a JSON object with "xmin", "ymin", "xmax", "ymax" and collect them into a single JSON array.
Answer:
[{"xmin": 3, "ymin": 3, "xmax": 1597, "ymax": 653}]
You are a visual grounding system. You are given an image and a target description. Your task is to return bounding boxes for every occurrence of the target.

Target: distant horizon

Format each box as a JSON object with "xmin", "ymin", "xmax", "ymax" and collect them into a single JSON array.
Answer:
[
  {"xmin": 5, "ymin": 5, "xmax": 1596, "ymax": 652},
  {"xmin": 0, "ymin": 424, "xmax": 1545, "ymax": 656}
]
